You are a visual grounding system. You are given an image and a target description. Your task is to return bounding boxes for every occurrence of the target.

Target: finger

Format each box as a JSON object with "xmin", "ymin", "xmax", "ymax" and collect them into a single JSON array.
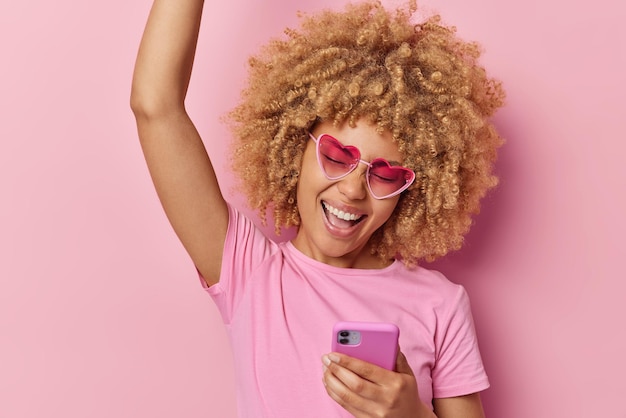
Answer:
[
  {"xmin": 324, "ymin": 352, "xmax": 388, "ymax": 384},
  {"xmin": 322, "ymin": 363, "xmax": 376, "ymax": 417},
  {"xmin": 323, "ymin": 354, "xmax": 379, "ymax": 397}
]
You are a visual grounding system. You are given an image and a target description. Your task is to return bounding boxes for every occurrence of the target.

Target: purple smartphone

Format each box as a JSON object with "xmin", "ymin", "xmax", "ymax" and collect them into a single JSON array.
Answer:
[{"xmin": 331, "ymin": 321, "xmax": 399, "ymax": 370}]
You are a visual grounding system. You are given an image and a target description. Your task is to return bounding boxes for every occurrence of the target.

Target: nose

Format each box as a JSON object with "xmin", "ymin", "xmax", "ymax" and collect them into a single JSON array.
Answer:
[{"xmin": 336, "ymin": 165, "xmax": 368, "ymax": 200}]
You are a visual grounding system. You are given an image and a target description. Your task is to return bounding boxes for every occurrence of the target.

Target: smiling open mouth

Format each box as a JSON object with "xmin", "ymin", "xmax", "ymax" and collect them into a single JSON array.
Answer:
[{"xmin": 322, "ymin": 201, "xmax": 366, "ymax": 228}]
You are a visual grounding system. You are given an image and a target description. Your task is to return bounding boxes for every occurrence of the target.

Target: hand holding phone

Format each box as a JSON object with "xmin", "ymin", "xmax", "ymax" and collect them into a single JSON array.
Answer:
[{"xmin": 331, "ymin": 321, "xmax": 399, "ymax": 370}]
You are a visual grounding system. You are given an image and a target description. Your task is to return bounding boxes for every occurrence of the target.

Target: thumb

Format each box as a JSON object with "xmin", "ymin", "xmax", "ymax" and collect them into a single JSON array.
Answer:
[{"xmin": 395, "ymin": 350, "xmax": 414, "ymax": 376}]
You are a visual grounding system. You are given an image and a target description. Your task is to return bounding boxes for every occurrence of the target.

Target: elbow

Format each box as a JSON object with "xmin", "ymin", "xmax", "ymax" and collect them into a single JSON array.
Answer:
[
  {"xmin": 130, "ymin": 84, "xmax": 152, "ymax": 120},
  {"xmin": 129, "ymin": 89, "xmax": 146, "ymax": 119},
  {"xmin": 130, "ymin": 83, "xmax": 184, "ymax": 121},
  {"xmin": 130, "ymin": 88, "xmax": 162, "ymax": 121}
]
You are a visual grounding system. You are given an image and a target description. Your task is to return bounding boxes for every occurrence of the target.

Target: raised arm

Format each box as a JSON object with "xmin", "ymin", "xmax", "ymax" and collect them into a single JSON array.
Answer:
[{"xmin": 130, "ymin": 0, "xmax": 227, "ymax": 286}]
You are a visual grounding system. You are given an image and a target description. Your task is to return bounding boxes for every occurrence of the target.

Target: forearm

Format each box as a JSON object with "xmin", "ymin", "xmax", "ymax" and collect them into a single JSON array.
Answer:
[{"xmin": 131, "ymin": 0, "xmax": 204, "ymax": 116}]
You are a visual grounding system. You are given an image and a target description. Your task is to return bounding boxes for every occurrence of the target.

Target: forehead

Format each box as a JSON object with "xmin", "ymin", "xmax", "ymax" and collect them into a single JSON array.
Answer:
[{"xmin": 312, "ymin": 119, "xmax": 403, "ymax": 162}]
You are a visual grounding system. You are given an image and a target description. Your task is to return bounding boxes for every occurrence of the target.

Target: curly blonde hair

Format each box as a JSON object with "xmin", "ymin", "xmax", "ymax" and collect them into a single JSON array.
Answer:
[{"xmin": 227, "ymin": 0, "xmax": 505, "ymax": 264}]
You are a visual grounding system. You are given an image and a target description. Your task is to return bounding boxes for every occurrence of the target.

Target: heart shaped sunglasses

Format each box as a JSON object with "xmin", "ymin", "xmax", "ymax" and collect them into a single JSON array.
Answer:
[{"xmin": 308, "ymin": 132, "xmax": 416, "ymax": 199}]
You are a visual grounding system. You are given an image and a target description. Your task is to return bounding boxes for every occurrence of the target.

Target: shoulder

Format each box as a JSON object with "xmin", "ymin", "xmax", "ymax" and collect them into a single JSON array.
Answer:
[
  {"xmin": 393, "ymin": 263, "xmax": 466, "ymax": 299},
  {"xmin": 364, "ymin": 263, "xmax": 469, "ymax": 324}
]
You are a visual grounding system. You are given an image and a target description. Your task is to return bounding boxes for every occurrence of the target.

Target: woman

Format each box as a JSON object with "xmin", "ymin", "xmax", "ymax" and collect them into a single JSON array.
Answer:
[{"xmin": 131, "ymin": 0, "xmax": 505, "ymax": 416}]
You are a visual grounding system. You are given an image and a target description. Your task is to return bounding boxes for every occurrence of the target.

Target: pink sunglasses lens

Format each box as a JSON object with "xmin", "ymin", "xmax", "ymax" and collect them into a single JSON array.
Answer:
[
  {"xmin": 368, "ymin": 159, "xmax": 415, "ymax": 198},
  {"xmin": 318, "ymin": 135, "xmax": 360, "ymax": 178}
]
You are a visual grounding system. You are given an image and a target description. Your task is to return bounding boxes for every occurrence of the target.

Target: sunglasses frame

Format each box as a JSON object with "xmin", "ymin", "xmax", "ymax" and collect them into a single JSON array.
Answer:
[{"xmin": 308, "ymin": 132, "xmax": 416, "ymax": 200}]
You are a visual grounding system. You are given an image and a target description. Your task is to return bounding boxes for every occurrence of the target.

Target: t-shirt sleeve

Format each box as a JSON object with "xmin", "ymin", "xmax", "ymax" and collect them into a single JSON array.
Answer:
[
  {"xmin": 431, "ymin": 285, "xmax": 490, "ymax": 398},
  {"xmin": 199, "ymin": 204, "xmax": 276, "ymax": 324}
]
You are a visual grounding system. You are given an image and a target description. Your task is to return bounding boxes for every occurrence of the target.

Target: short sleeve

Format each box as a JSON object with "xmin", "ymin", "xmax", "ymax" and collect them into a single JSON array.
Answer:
[
  {"xmin": 201, "ymin": 204, "xmax": 277, "ymax": 324},
  {"xmin": 431, "ymin": 286, "xmax": 489, "ymax": 398}
]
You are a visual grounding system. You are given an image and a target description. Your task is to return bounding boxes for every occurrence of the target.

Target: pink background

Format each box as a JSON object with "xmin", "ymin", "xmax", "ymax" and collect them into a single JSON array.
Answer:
[{"xmin": 1, "ymin": 0, "xmax": 625, "ymax": 417}]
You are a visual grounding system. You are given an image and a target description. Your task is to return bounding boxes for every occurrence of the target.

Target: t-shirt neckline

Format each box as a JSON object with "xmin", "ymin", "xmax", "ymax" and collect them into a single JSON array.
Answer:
[{"xmin": 283, "ymin": 241, "xmax": 401, "ymax": 276}]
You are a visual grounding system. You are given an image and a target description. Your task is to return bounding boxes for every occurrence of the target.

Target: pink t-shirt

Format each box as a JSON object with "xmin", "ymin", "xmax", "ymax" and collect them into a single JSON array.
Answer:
[{"xmin": 203, "ymin": 205, "xmax": 489, "ymax": 417}]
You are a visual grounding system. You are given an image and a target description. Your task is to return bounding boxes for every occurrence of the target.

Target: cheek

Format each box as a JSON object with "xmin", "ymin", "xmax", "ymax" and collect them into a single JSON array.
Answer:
[
  {"xmin": 373, "ymin": 200, "xmax": 400, "ymax": 223},
  {"xmin": 298, "ymin": 152, "xmax": 327, "ymax": 191}
]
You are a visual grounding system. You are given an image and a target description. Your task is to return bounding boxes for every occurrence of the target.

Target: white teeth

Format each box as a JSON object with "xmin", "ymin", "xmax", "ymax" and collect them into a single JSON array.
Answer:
[{"xmin": 322, "ymin": 202, "xmax": 362, "ymax": 221}]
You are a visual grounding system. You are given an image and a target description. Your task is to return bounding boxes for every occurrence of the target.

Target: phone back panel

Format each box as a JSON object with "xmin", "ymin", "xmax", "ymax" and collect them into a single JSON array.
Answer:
[{"xmin": 331, "ymin": 321, "xmax": 399, "ymax": 370}]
